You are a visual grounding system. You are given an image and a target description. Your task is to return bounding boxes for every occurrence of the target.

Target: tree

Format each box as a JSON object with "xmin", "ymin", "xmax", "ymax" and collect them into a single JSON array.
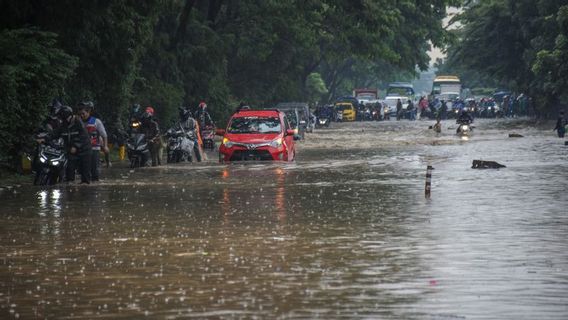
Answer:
[
  {"xmin": 441, "ymin": 0, "xmax": 568, "ymax": 116},
  {"xmin": 0, "ymin": 28, "xmax": 77, "ymax": 168}
]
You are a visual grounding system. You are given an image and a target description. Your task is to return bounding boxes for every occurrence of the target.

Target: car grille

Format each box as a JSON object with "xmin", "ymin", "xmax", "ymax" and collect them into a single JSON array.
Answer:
[{"xmin": 230, "ymin": 150, "xmax": 274, "ymax": 161}]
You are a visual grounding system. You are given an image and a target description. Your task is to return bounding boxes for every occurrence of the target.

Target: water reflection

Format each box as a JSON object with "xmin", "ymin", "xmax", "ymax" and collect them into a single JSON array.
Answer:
[
  {"xmin": 221, "ymin": 166, "xmax": 287, "ymax": 223},
  {"xmin": 37, "ymin": 189, "xmax": 63, "ymax": 238}
]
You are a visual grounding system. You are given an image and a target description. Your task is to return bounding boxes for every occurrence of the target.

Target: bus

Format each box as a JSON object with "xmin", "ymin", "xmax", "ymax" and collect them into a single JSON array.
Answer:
[{"xmin": 431, "ymin": 75, "xmax": 461, "ymax": 101}]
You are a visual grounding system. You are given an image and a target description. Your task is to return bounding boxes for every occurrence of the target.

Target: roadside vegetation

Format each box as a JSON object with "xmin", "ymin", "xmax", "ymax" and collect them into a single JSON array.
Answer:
[{"xmin": 436, "ymin": 0, "xmax": 568, "ymax": 118}]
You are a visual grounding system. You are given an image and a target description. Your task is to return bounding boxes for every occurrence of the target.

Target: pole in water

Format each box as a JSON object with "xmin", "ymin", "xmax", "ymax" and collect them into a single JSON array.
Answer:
[{"xmin": 425, "ymin": 165, "xmax": 433, "ymax": 198}]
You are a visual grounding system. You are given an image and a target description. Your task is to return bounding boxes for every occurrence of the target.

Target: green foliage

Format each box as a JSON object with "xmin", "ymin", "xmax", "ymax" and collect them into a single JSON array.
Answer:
[
  {"xmin": 0, "ymin": 28, "xmax": 77, "ymax": 167},
  {"xmin": 0, "ymin": 0, "xmax": 462, "ymax": 170},
  {"xmin": 306, "ymin": 73, "xmax": 328, "ymax": 104},
  {"xmin": 532, "ymin": 5, "xmax": 568, "ymax": 107},
  {"xmin": 441, "ymin": 0, "xmax": 568, "ymax": 116}
]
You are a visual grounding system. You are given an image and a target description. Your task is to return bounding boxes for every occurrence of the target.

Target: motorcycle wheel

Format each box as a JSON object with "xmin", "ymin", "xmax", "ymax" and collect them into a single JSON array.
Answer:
[
  {"xmin": 167, "ymin": 150, "xmax": 174, "ymax": 164},
  {"xmin": 35, "ymin": 169, "xmax": 50, "ymax": 186},
  {"xmin": 48, "ymin": 170, "xmax": 60, "ymax": 185}
]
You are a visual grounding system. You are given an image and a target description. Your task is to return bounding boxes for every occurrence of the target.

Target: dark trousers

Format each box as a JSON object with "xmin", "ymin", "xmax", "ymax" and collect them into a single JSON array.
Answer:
[
  {"xmin": 67, "ymin": 151, "xmax": 91, "ymax": 183},
  {"xmin": 149, "ymin": 142, "xmax": 161, "ymax": 166},
  {"xmin": 90, "ymin": 149, "xmax": 101, "ymax": 181}
]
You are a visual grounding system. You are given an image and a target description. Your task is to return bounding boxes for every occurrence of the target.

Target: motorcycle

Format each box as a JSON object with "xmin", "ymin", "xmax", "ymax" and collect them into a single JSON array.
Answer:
[
  {"xmin": 33, "ymin": 134, "xmax": 66, "ymax": 186},
  {"xmin": 166, "ymin": 128, "xmax": 194, "ymax": 163},
  {"xmin": 126, "ymin": 121, "xmax": 151, "ymax": 168},
  {"xmin": 315, "ymin": 116, "xmax": 331, "ymax": 128},
  {"xmin": 200, "ymin": 125, "xmax": 216, "ymax": 150},
  {"xmin": 456, "ymin": 119, "xmax": 473, "ymax": 136}
]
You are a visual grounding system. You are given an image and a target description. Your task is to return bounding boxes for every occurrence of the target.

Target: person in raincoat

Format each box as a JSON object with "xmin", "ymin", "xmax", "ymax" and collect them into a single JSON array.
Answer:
[{"xmin": 553, "ymin": 111, "xmax": 566, "ymax": 138}]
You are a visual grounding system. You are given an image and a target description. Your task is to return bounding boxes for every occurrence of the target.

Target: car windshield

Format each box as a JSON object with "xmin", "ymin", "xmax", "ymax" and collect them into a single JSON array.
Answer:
[
  {"xmin": 227, "ymin": 117, "xmax": 281, "ymax": 134},
  {"xmin": 336, "ymin": 104, "xmax": 352, "ymax": 111}
]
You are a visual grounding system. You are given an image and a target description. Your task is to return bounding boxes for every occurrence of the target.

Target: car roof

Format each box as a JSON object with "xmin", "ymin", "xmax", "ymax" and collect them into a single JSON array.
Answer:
[{"xmin": 233, "ymin": 110, "xmax": 282, "ymax": 117}]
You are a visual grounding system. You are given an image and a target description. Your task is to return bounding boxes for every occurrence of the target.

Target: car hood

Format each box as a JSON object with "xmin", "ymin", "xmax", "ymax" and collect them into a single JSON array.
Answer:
[{"xmin": 224, "ymin": 133, "xmax": 281, "ymax": 144}]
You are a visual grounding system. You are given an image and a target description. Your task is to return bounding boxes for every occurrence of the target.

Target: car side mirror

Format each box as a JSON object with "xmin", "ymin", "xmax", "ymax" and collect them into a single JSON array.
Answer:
[
  {"xmin": 215, "ymin": 128, "xmax": 225, "ymax": 136},
  {"xmin": 285, "ymin": 129, "xmax": 295, "ymax": 136}
]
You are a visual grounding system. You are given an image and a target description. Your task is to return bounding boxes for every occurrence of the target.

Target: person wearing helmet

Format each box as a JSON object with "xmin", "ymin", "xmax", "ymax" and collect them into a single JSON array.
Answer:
[
  {"xmin": 140, "ymin": 107, "xmax": 161, "ymax": 166},
  {"xmin": 41, "ymin": 106, "xmax": 92, "ymax": 184},
  {"xmin": 40, "ymin": 99, "xmax": 64, "ymax": 133},
  {"xmin": 78, "ymin": 101, "xmax": 109, "ymax": 181},
  {"xmin": 195, "ymin": 101, "xmax": 214, "ymax": 129}
]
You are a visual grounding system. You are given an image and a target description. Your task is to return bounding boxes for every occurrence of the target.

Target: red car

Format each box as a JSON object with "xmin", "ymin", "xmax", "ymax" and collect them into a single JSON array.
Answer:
[{"xmin": 217, "ymin": 110, "xmax": 298, "ymax": 162}]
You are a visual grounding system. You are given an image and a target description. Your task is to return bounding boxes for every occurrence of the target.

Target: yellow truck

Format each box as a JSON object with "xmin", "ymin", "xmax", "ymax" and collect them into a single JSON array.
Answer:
[{"xmin": 334, "ymin": 102, "xmax": 356, "ymax": 121}]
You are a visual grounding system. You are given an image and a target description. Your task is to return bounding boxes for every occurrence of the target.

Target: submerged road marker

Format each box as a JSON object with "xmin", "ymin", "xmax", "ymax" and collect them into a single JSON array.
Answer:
[{"xmin": 425, "ymin": 165, "xmax": 433, "ymax": 199}]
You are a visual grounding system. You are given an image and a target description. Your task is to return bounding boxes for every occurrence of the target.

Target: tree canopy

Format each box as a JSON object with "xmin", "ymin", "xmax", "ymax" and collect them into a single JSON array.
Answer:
[
  {"xmin": 439, "ymin": 0, "xmax": 568, "ymax": 116},
  {"xmin": 0, "ymin": 0, "xmax": 459, "ymax": 168}
]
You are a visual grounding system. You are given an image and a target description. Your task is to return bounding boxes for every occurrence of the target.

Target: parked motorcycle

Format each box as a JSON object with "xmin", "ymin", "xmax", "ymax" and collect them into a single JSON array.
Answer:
[
  {"xmin": 200, "ymin": 125, "xmax": 216, "ymax": 150},
  {"xmin": 126, "ymin": 121, "xmax": 150, "ymax": 168},
  {"xmin": 33, "ymin": 134, "xmax": 66, "ymax": 186},
  {"xmin": 166, "ymin": 128, "xmax": 194, "ymax": 163}
]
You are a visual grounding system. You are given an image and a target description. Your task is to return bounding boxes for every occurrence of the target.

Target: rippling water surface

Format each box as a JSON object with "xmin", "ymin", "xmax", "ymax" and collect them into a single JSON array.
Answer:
[{"xmin": 1, "ymin": 119, "xmax": 567, "ymax": 319}]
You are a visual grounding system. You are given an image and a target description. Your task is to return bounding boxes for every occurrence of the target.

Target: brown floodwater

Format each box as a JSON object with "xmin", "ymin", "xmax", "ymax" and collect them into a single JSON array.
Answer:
[{"xmin": 1, "ymin": 118, "xmax": 567, "ymax": 319}]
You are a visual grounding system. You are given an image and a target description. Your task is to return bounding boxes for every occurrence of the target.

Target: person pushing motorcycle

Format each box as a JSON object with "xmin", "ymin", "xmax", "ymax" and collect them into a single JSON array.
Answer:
[
  {"xmin": 176, "ymin": 107, "xmax": 202, "ymax": 161},
  {"xmin": 39, "ymin": 106, "xmax": 92, "ymax": 184},
  {"xmin": 140, "ymin": 107, "xmax": 161, "ymax": 166}
]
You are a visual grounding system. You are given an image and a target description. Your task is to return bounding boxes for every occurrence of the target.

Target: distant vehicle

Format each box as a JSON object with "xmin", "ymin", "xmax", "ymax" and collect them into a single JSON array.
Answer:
[
  {"xmin": 217, "ymin": 109, "xmax": 298, "ymax": 162},
  {"xmin": 275, "ymin": 102, "xmax": 313, "ymax": 134},
  {"xmin": 492, "ymin": 90, "xmax": 511, "ymax": 103},
  {"xmin": 384, "ymin": 82, "xmax": 415, "ymax": 116},
  {"xmin": 353, "ymin": 88, "xmax": 380, "ymax": 105},
  {"xmin": 334, "ymin": 102, "xmax": 356, "ymax": 121},
  {"xmin": 335, "ymin": 96, "xmax": 360, "ymax": 107},
  {"xmin": 387, "ymin": 82, "xmax": 415, "ymax": 99},
  {"xmin": 431, "ymin": 75, "xmax": 461, "ymax": 100}
]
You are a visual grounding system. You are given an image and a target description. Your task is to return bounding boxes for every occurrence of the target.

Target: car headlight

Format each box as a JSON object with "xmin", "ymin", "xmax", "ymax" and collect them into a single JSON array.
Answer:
[
  {"xmin": 270, "ymin": 138, "xmax": 283, "ymax": 148},
  {"xmin": 40, "ymin": 155, "xmax": 47, "ymax": 163},
  {"xmin": 222, "ymin": 137, "xmax": 233, "ymax": 148},
  {"xmin": 51, "ymin": 160, "xmax": 59, "ymax": 166}
]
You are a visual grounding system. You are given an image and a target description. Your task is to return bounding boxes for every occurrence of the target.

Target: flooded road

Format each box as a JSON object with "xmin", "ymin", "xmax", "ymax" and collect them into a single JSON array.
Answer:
[{"xmin": 1, "ymin": 118, "xmax": 567, "ymax": 319}]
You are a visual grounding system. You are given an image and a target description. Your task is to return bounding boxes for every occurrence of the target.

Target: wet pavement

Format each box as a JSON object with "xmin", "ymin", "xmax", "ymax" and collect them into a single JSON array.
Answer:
[{"xmin": 1, "ymin": 118, "xmax": 567, "ymax": 319}]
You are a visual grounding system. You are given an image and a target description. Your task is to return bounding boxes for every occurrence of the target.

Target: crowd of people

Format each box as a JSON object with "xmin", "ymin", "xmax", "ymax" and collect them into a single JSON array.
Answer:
[{"xmin": 34, "ymin": 100, "xmax": 216, "ymax": 184}]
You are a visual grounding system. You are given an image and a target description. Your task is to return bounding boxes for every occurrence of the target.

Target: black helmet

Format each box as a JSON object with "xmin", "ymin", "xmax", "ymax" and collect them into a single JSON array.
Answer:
[
  {"xmin": 48, "ymin": 99, "xmax": 63, "ymax": 115},
  {"xmin": 56, "ymin": 106, "xmax": 74, "ymax": 121},
  {"xmin": 78, "ymin": 101, "xmax": 94, "ymax": 111},
  {"xmin": 179, "ymin": 107, "xmax": 192, "ymax": 120}
]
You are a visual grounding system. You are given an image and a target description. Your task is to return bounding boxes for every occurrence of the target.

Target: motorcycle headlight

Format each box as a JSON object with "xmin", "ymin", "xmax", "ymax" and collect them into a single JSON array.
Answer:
[
  {"xmin": 462, "ymin": 125, "xmax": 469, "ymax": 130},
  {"xmin": 270, "ymin": 138, "xmax": 283, "ymax": 148},
  {"xmin": 222, "ymin": 137, "xmax": 233, "ymax": 148}
]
